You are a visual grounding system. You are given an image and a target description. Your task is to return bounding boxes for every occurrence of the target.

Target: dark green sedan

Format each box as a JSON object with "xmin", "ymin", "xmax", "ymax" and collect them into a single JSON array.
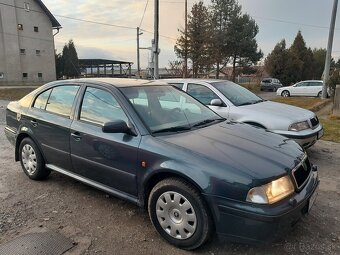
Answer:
[{"xmin": 5, "ymin": 78, "xmax": 319, "ymax": 249}]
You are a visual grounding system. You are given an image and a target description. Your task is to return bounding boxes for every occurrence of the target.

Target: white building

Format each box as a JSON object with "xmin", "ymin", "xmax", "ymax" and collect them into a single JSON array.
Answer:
[{"xmin": 0, "ymin": 0, "xmax": 61, "ymax": 85}]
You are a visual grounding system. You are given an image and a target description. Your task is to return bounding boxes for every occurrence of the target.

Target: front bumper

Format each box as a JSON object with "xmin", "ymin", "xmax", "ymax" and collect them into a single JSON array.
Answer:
[
  {"xmin": 204, "ymin": 170, "xmax": 319, "ymax": 244},
  {"xmin": 272, "ymin": 124, "xmax": 323, "ymax": 148}
]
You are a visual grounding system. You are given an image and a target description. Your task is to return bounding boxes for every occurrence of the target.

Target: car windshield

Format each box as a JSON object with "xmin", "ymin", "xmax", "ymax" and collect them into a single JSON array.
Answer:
[
  {"xmin": 120, "ymin": 85, "xmax": 223, "ymax": 134},
  {"xmin": 211, "ymin": 81, "xmax": 264, "ymax": 106}
]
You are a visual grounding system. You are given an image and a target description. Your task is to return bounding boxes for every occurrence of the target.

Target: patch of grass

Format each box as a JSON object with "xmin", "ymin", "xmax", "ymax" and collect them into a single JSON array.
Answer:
[
  {"xmin": 320, "ymin": 115, "xmax": 340, "ymax": 143},
  {"xmin": 240, "ymin": 83, "xmax": 260, "ymax": 93},
  {"xmin": 0, "ymin": 88, "xmax": 35, "ymax": 101},
  {"xmin": 272, "ymin": 97, "xmax": 322, "ymax": 110}
]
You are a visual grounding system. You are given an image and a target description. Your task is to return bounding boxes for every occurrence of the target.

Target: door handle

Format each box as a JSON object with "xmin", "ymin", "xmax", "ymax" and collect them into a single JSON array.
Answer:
[
  {"xmin": 30, "ymin": 119, "xmax": 38, "ymax": 127},
  {"xmin": 71, "ymin": 132, "xmax": 82, "ymax": 141}
]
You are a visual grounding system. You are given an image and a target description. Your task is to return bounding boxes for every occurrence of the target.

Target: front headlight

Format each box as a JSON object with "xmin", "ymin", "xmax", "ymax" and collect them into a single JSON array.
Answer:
[
  {"xmin": 246, "ymin": 176, "xmax": 295, "ymax": 204},
  {"xmin": 289, "ymin": 121, "xmax": 310, "ymax": 131}
]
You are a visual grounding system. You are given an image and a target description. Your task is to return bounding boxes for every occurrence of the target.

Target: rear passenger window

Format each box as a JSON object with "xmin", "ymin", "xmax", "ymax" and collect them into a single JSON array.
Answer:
[
  {"xmin": 80, "ymin": 87, "xmax": 128, "ymax": 125},
  {"xmin": 33, "ymin": 89, "xmax": 52, "ymax": 110},
  {"xmin": 45, "ymin": 85, "xmax": 80, "ymax": 116}
]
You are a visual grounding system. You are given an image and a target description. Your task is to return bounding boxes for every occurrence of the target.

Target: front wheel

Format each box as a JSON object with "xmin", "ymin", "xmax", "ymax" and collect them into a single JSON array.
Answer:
[
  {"xmin": 148, "ymin": 178, "xmax": 213, "ymax": 250},
  {"xmin": 281, "ymin": 90, "xmax": 290, "ymax": 97},
  {"xmin": 317, "ymin": 91, "xmax": 322, "ymax": 97},
  {"xmin": 19, "ymin": 138, "xmax": 50, "ymax": 180}
]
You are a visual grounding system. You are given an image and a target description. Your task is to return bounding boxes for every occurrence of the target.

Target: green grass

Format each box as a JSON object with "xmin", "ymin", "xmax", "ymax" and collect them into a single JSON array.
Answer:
[
  {"xmin": 320, "ymin": 115, "xmax": 340, "ymax": 143},
  {"xmin": 240, "ymin": 83, "xmax": 260, "ymax": 93},
  {"xmin": 272, "ymin": 97, "xmax": 323, "ymax": 110},
  {"xmin": 0, "ymin": 88, "xmax": 35, "ymax": 101}
]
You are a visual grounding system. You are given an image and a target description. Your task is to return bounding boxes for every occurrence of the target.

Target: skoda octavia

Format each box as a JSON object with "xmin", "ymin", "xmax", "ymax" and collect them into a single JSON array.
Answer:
[{"xmin": 5, "ymin": 78, "xmax": 319, "ymax": 250}]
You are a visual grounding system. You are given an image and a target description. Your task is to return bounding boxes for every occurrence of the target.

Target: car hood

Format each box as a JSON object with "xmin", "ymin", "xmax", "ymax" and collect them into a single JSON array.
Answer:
[
  {"xmin": 237, "ymin": 101, "xmax": 315, "ymax": 124},
  {"xmin": 156, "ymin": 121, "xmax": 305, "ymax": 182}
]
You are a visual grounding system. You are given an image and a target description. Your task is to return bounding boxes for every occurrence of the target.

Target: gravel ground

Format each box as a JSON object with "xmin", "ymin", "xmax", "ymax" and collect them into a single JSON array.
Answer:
[{"xmin": 0, "ymin": 100, "xmax": 339, "ymax": 255}]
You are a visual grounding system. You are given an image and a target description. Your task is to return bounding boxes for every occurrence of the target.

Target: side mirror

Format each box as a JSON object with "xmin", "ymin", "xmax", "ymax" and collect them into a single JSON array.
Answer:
[
  {"xmin": 210, "ymin": 99, "xmax": 223, "ymax": 107},
  {"xmin": 102, "ymin": 120, "xmax": 137, "ymax": 136}
]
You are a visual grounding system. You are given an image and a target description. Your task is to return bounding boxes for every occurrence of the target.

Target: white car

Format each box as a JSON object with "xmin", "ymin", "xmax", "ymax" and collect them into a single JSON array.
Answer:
[
  {"xmin": 276, "ymin": 80, "xmax": 325, "ymax": 97},
  {"xmin": 163, "ymin": 79, "xmax": 323, "ymax": 148}
]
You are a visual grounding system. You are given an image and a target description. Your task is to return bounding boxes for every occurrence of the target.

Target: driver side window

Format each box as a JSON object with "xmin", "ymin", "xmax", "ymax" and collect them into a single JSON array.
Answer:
[
  {"xmin": 80, "ymin": 87, "xmax": 128, "ymax": 125},
  {"xmin": 187, "ymin": 84, "xmax": 219, "ymax": 105}
]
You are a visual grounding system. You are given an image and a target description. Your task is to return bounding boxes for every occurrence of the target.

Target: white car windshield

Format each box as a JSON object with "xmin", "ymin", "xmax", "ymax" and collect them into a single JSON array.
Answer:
[
  {"xmin": 121, "ymin": 85, "xmax": 224, "ymax": 134},
  {"xmin": 212, "ymin": 81, "xmax": 264, "ymax": 106}
]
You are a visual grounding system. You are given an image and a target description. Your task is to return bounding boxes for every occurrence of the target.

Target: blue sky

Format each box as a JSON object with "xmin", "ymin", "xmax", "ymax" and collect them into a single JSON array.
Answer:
[{"xmin": 43, "ymin": 0, "xmax": 340, "ymax": 68}]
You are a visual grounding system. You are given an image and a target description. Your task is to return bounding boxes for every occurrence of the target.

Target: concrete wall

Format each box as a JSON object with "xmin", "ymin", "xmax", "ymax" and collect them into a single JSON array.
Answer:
[{"xmin": 0, "ymin": 0, "xmax": 57, "ymax": 85}]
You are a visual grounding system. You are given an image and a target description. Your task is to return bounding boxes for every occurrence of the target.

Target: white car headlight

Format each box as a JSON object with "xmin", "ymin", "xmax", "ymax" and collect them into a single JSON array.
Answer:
[
  {"xmin": 289, "ymin": 121, "xmax": 310, "ymax": 131},
  {"xmin": 246, "ymin": 175, "xmax": 295, "ymax": 204}
]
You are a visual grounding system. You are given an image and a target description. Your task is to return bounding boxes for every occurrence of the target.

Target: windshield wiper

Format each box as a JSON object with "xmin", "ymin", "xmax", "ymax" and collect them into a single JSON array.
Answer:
[
  {"xmin": 192, "ymin": 118, "xmax": 225, "ymax": 128},
  {"xmin": 152, "ymin": 125, "xmax": 191, "ymax": 134}
]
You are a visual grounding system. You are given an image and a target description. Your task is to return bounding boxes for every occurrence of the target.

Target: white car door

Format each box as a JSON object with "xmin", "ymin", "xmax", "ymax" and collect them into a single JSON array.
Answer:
[
  {"xmin": 309, "ymin": 82, "xmax": 323, "ymax": 96},
  {"xmin": 185, "ymin": 83, "xmax": 230, "ymax": 118},
  {"xmin": 291, "ymin": 82, "xmax": 308, "ymax": 96}
]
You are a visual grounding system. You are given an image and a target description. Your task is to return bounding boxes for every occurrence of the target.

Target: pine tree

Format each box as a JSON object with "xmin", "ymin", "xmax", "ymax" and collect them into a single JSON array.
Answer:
[
  {"xmin": 175, "ymin": 1, "xmax": 213, "ymax": 77},
  {"xmin": 264, "ymin": 39, "xmax": 289, "ymax": 85},
  {"xmin": 62, "ymin": 40, "xmax": 79, "ymax": 78}
]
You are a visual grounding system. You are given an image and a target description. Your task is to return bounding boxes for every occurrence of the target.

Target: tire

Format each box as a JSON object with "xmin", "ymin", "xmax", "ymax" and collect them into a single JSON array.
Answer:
[
  {"xmin": 317, "ymin": 91, "xmax": 322, "ymax": 97},
  {"xmin": 148, "ymin": 178, "xmax": 213, "ymax": 250},
  {"xmin": 19, "ymin": 137, "xmax": 50, "ymax": 180},
  {"xmin": 281, "ymin": 90, "xmax": 290, "ymax": 97}
]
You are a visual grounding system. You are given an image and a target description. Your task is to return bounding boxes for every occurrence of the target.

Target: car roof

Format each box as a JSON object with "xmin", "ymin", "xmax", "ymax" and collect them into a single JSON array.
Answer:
[
  {"xmin": 161, "ymin": 78, "xmax": 232, "ymax": 84},
  {"xmin": 53, "ymin": 78, "xmax": 168, "ymax": 88},
  {"xmin": 297, "ymin": 80, "xmax": 323, "ymax": 82}
]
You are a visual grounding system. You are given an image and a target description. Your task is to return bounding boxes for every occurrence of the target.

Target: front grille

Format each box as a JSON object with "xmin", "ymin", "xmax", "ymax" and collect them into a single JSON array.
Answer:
[
  {"xmin": 310, "ymin": 116, "xmax": 319, "ymax": 128},
  {"xmin": 292, "ymin": 156, "xmax": 311, "ymax": 189}
]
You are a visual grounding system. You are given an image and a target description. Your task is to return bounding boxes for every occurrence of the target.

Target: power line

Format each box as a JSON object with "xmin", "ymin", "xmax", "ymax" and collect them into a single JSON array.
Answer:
[
  {"xmin": 141, "ymin": 28, "xmax": 177, "ymax": 41},
  {"xmin": 253, "ymin": 15, "xmax": 339, "ymax": 31},
  {"xmin": 0, "ymin": 2, "xmax": 136, "ymax": 30},
  {"xmin": 54, "ymin": 15, "xmax": 136, "ymax": 30},
  {"xmin": 139, "ymin": 0, "xmax": 150, "ymax": 28}
]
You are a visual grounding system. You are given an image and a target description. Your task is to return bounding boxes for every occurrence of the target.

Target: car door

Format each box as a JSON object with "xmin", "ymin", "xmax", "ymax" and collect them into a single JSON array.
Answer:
[
  {"xmin": 70, "ymin": 85, "xmax": 141, "ymax": 196},
  {"xmin": 310, "ymin": 82, "xmax": 323, "ymax": 96},
  {"xmin": 291, "ymin": 82, "xmax": 308, "ymax": 96},
  {"xmin": 26, "ymin": 84, "xmax": 80, "ymax": 170},
  {"xmin": 185, "ymin": 83, "xmax": 229, "ymax": 118}
]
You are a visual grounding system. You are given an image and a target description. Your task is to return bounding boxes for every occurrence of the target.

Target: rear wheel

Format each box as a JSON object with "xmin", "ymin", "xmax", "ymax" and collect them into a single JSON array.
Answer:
[
  {"xmin": 317, "ymin": 91, "xmax": 322, "ymax": 97},
  {"xmin": 281, "ymin": 90, "xmax": 290, "ymax": 97},
  {"xmin": 148, "ymin": 178, "xmax": 213, "ymax": 250},
  {"xmin": 19, "ymin": 138, "xmax": 50, "ymax": 180}
]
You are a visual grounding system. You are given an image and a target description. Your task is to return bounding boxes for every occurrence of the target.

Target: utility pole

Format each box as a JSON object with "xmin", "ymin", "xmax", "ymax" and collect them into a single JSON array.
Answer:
[
  {"xmin": 322, "ymin": 0, "xmax": 338, "ymax": 99},
  {"xmin": 154, "ymin": 0, "xmax": 159, "ymax": 79},
  {"xmin": 137, "ymin": 27, "xmax": 143, "ymax": 78},
  {"xmin": 184, "ymin": 0, "xmax": 188, "ymax": 78}
]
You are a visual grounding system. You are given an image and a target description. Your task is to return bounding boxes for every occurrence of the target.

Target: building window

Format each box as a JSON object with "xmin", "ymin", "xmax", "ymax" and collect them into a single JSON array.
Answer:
[
  {"xmin": 34, "ymin": 26, "xmax": 39, "ymax": 32},
  {"xmin": 23, "ymin": 73, "xmax": 28, "ymax": 79},
  {"xmin": 38, "ymin": 73, "xmax": 43, "ymax": 79},
  {"xmin": 24, "ymin": 2, "xmax": 30, "ymax": 11},
  {"xmin": 18, "ymin": 24, "xmax": 23, "ymax": 30},
  {"xmin": 0, "ymin": 72, "xmax": 4, "ymax": 79},
  {"xmin": 20, "ymin": 49, "xmax": 26, "ymax": 55},
  {"xmin": 36, "ymin": 50, "xmax": 41, "ymax": 55}
]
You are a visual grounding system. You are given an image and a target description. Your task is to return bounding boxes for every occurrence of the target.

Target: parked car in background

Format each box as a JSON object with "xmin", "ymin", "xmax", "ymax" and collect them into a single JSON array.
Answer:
[
  {"xmin": 277, "ymin": 80, "xmax": 326, "ymax": 97},
  {"xmin": 5, "ymin": 78, "xmax": 319, "ymax": 249},
  {"xmin": 163, "ymin": 79, "xmax": 323, "ymax": 148},
  {"xmin": 260, "ymin": 78, "xmax": 283, "ymax": 91}
]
